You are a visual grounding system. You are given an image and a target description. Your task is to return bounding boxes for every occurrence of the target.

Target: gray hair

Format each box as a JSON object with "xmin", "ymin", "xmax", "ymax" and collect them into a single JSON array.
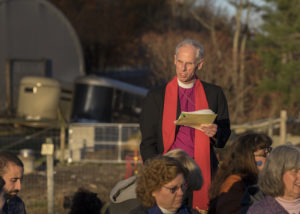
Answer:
[
  {"xmin": 175, "ymin": 39, "xmax": 204, "ymax": 62},
  {"xmin": 165, "ymin": 149, "xmax": 203, "ymax": 190},
  {"xmin": 258, "ymin": 144, "xmax": 300, "ymax": 197}
]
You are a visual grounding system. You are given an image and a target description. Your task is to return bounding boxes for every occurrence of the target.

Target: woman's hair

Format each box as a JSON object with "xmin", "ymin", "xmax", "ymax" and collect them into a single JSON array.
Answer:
[
  {"xmin": 209, "ymin": 132, "xmax": 272, "ymax": 200},
  {"xmin": 165, "ymin": 149, "xmax": 203, "ymax": 190},
  {"xmin": 258, "ymin": 144, "xmax": 300, "ymax": 197},
  {"xmin": 0, "ymin": 176, "xmax": 5, "ymax": 191},
  {"xmin": 136, "ymin": 156, "xmax": 187, "ymax": 208}
]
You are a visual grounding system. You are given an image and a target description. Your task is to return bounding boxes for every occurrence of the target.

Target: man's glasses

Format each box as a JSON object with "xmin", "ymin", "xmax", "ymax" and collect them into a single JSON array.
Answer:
[
  {"xmin": 163, "ymin": 183, "xmax": 188, "ymax": 194},
  {"xmin": 254, "ymin": 147, "xmax": 272, "ymax": 158}
]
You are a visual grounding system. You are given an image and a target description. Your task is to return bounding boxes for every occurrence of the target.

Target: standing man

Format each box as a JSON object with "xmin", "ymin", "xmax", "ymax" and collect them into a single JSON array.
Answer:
[
  {"xmin": 139, "ymin": 39, "xmax": 231, "ymax": 211},
  {"xmin": 0, "ymin": 151, "xmax": 26, "ymax": 214}
]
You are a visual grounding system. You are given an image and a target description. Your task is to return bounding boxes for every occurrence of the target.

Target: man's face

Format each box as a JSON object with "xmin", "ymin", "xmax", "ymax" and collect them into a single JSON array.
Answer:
[
  {"xmin": 174, "ymin": 45, "xmax": 203, "ymax": 84},
  {"xmin": 2, "ymin": 163, "xmax": 23, "ymax": 200}
]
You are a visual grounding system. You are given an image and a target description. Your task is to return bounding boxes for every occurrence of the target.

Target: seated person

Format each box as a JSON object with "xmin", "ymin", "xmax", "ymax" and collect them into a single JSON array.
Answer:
[
  {"xmin": 208, "ymin": 133, "xmax": 272, "ymax": 214},
  {"xmin": 68, "ymin": 188, "xmax": 103, "ymax": 214},
  {"xmin": 129, "ymin": 156, "xmax": 199, "ymax": 214},
  {"xmin": 247, "ymin": 144, "xmax": 300, "ymax": 214},
  {"xmin": 107, "ymin": 149, "xmax": 202, "ymax": 214},
  {"xmin": 0, "ymin": 176, "xmax": 5, "ymax": 212}
]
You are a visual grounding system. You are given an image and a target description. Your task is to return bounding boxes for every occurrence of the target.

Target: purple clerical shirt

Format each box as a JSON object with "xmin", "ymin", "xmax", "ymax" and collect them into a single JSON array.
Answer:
[{"xmin": 170, "ymin": 86, "xmax": 195, "ymax": 158}]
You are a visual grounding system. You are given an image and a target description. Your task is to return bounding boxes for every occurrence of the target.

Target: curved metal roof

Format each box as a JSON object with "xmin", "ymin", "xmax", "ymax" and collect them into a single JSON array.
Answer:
[
  {"xmin": 0, "ymin": 0, "xmax": 84, "ymax": 110},
  {"xmin": 75, "ymin": 75, "xmax": 148, "ymax": 97}
]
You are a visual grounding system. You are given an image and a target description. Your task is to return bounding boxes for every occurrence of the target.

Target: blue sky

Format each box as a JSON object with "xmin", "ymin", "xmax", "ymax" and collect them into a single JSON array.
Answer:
[{"xmin": 212, "ymin": 0, "xmax": 269, "ymax": 29}]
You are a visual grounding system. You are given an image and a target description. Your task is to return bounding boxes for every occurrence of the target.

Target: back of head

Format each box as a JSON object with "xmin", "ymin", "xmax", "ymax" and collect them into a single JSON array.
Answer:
[
  {"xmin": 209, "ymin": 133, "xmax": 272, "ymax": 199},
  {"xmin": 136, "ymin": 156, "xmax": 187, "ymax": 208},
  {"xmin": 0, "ymin": 151, "xmax": 24, "ymax": 176},
  {"xmin": 0, "ymin": 176, "xmax": 4, "ymax": 190},
  {"xmin": 258, "ymin": 144, "xmax": 300, "ymax": 197},
  {"xmin": 165, "ymin": 149, "xmax": 203, "ymax": 190},
  {"xmin": 69, "ymin": 188, "xmax": 103, "ymax": 214}
]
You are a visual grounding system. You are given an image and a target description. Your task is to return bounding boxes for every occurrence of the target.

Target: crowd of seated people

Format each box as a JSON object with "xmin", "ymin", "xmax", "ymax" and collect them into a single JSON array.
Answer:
[
  {"xmin": 6, "ymin": 132, "xmax": 298, "ymax": 214},
  {"xmin": 105, "ymin": 132, "xmax": 299, "ymax": 214},
  {"xmin": 58, "ymin": 133, "xmax": 300, "ymax": 214}
]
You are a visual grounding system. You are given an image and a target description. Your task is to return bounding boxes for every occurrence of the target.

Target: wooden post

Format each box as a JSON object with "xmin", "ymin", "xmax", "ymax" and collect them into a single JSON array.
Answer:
[
  {"xmin": 279, "ymin": 110, "xmax": 287, "ymax": 145},
  {"xmin": 268, "ymin": 118, "xmax": 273, "ymax": 138},
  {"xmin": 58, "ymin": 107, "xmax": 66, "ymax": 164},
  {"xmin": 117, "ymin": 124, "xmax": 122, "ymax": 163},
  {"xmin": 42, "ymin": 138, "xmax": 55, "ymax": 214},
  {"xmin": 60, "ymin": 124, "xmax": 65, "ymax": 163},
  {"xmin": 5, "ymin": 59, "xmax": 12, "ymax": 114}
]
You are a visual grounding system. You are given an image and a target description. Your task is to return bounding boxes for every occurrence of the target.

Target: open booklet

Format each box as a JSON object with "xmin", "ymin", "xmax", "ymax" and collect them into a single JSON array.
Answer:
[{"xmin": 174, "ymin": 109, "xmax": 217, "ymax": 130}]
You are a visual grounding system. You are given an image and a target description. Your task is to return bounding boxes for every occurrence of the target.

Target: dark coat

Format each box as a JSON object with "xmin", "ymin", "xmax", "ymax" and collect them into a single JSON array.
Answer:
[
  {"xmin": 247, "ymin": 196, "xmax": 288, "ymax": 214},
  {"xmin": 208, "ymin": 175, "xmax": 246, "ymax": 214},
  {"xmin": 139, "ymin": 81, "xmax": 231, "ymax": 174},
  {"xmin": 239, "ymin": 185, "xmax": 265, "ymax": 214},
  {"xmin": 129, "ymin": 204, "xmax": 199, "ymax": 214},
  {"xmin": 2, "ymin": 196, "xmax": 26, "ymax": 214}
]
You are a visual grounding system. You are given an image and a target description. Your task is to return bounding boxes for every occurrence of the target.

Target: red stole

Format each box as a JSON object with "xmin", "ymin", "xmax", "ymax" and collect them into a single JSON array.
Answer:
[{"xmin": 162, "ymin": 76, "xmax": 211, "ymax": 210}]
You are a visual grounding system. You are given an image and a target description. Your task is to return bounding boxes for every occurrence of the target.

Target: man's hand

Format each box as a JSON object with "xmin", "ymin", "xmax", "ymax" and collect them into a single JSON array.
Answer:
[
  {"xmin": 199, "ymin": 124, "xmax": 217, "ymax": 137},
  {"xmin": 195, "ymin": 206, "xmax": 208, "ymax": 214}
]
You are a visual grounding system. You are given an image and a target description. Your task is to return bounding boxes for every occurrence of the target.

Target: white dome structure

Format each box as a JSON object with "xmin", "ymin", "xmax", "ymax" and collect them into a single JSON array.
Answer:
[{"xmin": 0, "ymin": 0, "xmax": 84, "ymax": 112}]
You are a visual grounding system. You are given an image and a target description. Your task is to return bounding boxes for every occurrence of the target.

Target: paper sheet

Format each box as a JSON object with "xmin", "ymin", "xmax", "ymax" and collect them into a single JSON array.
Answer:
[{"xmin": 174, "ymin": 109, "xmax": 217, "ymax": 130}]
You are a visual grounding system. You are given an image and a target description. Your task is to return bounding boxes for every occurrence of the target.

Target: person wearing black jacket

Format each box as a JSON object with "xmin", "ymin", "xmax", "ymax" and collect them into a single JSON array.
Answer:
[
  {"xmin": 139, "ymin": 39, "xmax": 231, "ymax": 211},
  {"xmin": 0, "ymin": 152, "xmax": 26, "ymax": 214}
]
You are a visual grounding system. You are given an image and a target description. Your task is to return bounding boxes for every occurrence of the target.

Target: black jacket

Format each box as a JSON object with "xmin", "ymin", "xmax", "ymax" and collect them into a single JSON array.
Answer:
[
  {"xmin": 239, "ymin": 185, "xmax": 265, "ymax": 214},
  {"xmin": 2, "ymin": 196, "xmax": 26, "ymax": 214},
  {"xmin": 139, "ymin": 81, "xmax": 231, "ymax": 174},
  {"xmin": 129, "ymin": 204, "xmax": 199, "ymax": 214}
]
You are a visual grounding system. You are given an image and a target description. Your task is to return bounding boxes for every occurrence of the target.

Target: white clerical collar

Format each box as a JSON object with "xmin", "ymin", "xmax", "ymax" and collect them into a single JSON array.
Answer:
[
  {"xmin": 159, "ymin": 205, "xmax": 176, "ymax": 214},
  {"xmin": 177, "ymin": 79, "xmax": 195, "ymax": 89}
]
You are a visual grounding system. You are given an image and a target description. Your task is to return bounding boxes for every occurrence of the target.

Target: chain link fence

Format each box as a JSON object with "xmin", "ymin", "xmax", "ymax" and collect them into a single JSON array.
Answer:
[{"xmin": 0, "ymin": 122, "xmax": 142, "ymax": 214}]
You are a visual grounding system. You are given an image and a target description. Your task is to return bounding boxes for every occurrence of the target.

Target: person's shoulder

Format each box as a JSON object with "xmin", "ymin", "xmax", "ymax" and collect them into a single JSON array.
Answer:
[
  {"xmin": 247, "ymin": 200, "xmax": 266, "ymax": 213},
  {"xmin": 110, "ymin": 176, "xmax": 137, "ymax": 203},
  {"xmin": 201, "ymin": 81, "xmax": 223, "ymax": 91},
  {"xmin": 247, "ymin": 185, "xmax": 264, "ymax": 203},
  {"xmin": 144, "ymin": 84, "xmax": 167, "ymax": 101},
  {"xmin": 240, "ymin": 185, "xmax": 262, "ymax": 207},
  {"xmin": 147, "ymin": 85, "xmax": 166, "ymax": 95},
  {"xmin": 128, "ymin": 204, "xmax": 148, "ymax": 214},
  {"xmin": 247, "ymin": 196, "xmax": 273, "ymax": 212},
  {"xmin": 220, "ymin": 174, "xmax": 243, "ymax": 193},
  {"xmin": 5, "ymin": 196, "xmax": 26, "ymax": 214}
]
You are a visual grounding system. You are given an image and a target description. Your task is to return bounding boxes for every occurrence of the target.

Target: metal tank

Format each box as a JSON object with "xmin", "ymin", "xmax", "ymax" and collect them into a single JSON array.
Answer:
[{"xmin": 17, "ymin": 76, "xmax": 60, "ymax": 120}]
